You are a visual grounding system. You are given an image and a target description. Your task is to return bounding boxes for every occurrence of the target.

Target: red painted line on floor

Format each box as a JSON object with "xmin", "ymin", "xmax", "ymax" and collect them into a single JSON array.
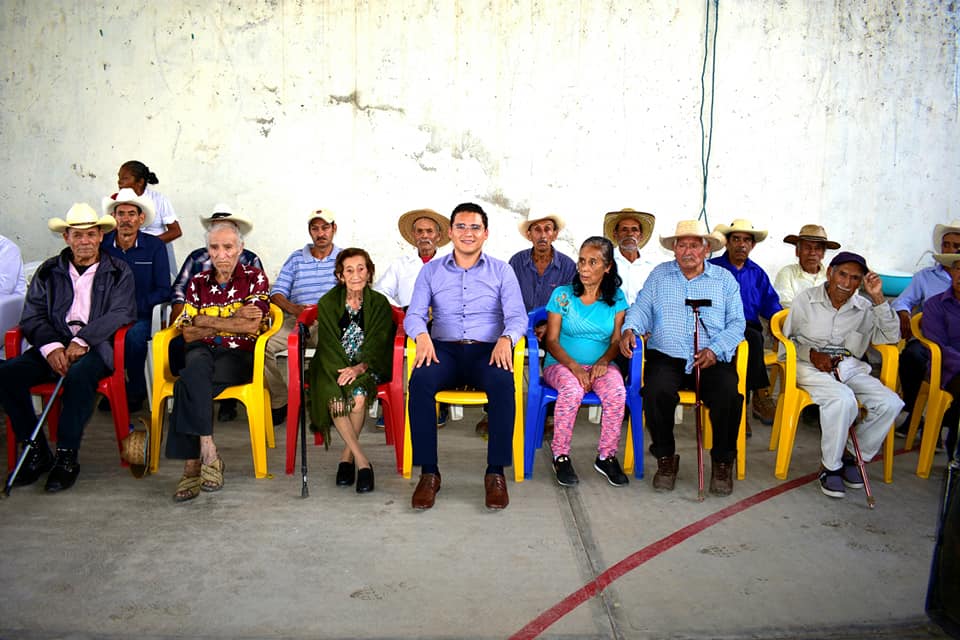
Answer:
[{"xmin": 511, "ymin": 448, "xmax": 913, "ymax": 640}]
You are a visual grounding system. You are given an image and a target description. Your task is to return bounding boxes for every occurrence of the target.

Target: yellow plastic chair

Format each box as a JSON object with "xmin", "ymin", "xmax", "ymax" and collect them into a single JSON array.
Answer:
[
  {"xmin": 401, "ymin": 336, "xmax": 526, "ymax": 482},
  {"xmin": 624, "ymin": 339, "xmax": 749, "ymax": 480},
  {"xmin": 769, "ymin": 309, "xmax": 897, "ymax": 483},
  {"xmin": 904, "ymin": 313, "xmax": 956, "ymax": 479},
  {"xmin": 149, "ymin": 304, "xmax": 283, "ymax": 478}
]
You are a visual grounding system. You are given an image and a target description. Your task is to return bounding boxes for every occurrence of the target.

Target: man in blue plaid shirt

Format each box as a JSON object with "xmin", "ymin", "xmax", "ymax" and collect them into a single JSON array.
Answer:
[{"xmin": 620, "ymin": 220, "xmax": 745, "ymax": 496}]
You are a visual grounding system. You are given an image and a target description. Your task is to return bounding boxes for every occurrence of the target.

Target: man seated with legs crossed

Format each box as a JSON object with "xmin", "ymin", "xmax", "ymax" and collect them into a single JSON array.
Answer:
[
  {"xmin": 404, "ymin": 202, "xmax": 527, "ymax": 510},
  {"xmin": 783, "ymin": 251, "xmax": 903, "ymax": 499}
]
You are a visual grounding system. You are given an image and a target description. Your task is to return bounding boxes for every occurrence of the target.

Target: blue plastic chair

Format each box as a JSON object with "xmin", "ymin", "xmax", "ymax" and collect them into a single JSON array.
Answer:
[{"xmin": 524, "ymin": 307, "xmax": 644, "ymax": 479}]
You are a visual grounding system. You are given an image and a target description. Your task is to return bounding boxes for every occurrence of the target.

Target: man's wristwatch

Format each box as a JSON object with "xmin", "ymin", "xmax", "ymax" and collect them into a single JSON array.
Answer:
[{"xmin": 500, "ymin": 335, "xmax": 514, "ymax": 348}]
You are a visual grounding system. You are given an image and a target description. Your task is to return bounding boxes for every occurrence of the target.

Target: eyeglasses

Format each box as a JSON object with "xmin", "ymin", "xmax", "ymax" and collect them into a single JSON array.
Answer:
[{"xmin": 452, "ymin": 223, "xmax": 484, "ymax": 232}]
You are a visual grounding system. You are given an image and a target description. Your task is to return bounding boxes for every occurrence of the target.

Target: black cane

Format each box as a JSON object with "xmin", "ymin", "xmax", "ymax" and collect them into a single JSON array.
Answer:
[
  {"xmin": 686, "ymin": 299, "xmax": 712, "ymax": 502},
  {"xmin": 298, "ymin": 321, "xmax": 309, "ymax": 498},
  {"xmin": 4, "ymin": 375, "xmax": 66, "ymax": 496}
]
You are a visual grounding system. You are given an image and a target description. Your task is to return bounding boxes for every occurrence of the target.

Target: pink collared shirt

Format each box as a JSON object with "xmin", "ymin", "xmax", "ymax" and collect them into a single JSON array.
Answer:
[{"xmin": 39, "ymin": 261, "xmax": 99, "ymax": 358}]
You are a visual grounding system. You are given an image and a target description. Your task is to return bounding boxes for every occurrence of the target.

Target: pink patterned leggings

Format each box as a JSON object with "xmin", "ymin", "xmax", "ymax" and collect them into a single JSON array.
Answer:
[{"xmin": 543, "ymin": 363, "xmax": 625, "ymax": 459}]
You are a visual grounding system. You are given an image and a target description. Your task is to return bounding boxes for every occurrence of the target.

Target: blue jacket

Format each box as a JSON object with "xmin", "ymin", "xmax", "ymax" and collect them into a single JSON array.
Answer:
[{"xmin": 20, "ymin": 248, "xmax": 137, "ymax": 370}]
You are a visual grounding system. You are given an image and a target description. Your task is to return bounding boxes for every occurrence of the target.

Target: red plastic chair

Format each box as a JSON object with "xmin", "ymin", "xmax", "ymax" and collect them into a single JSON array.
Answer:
[
  {"xmin": 285, "ymin": 305, "xmax": 406, "ymax": 474},
  {"xmin": 5, "ymin": 324, "xmax": 132, "ymax": 469}
]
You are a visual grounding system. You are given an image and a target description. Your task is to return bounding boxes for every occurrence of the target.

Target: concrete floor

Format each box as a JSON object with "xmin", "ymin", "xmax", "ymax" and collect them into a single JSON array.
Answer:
[{"xmin": 0, "ymin": 403, "xmax": 952, "ymax": 640}]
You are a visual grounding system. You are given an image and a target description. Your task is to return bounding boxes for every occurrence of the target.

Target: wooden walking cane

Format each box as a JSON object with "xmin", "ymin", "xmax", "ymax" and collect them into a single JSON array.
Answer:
[
  {"xmin": 848, "ymin": 424, "xmax": 875, "ymax": 509},
  {"xmin": 686, "ymin": 298, "xmax": 712, "ymax": 502}
]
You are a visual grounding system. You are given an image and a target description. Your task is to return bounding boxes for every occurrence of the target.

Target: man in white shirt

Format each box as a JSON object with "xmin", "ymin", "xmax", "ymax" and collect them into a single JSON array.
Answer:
[
  {"xmin": 773, "ymin": 224, "xmax": 841, "ymax": 308},
  {"xmin": 374, "ymin": 209, "xmax": 449, "ymax": 308},
  {"xmin": 783, "ymin": 251, "xmax": 902, "ymax": 499}
]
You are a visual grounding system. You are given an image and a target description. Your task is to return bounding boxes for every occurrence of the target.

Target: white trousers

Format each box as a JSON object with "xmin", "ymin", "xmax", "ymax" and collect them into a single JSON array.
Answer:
[{"xmin": 796, "ymin": 360, "xmax": 904, "ymax": 471}]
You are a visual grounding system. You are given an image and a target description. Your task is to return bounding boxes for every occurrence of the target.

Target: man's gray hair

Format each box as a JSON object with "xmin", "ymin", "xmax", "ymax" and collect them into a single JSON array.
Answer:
[
  {"xmin": 672, "ymin": 237, "xmax": 709, "ymax": 249},
  {"xmin": 205, "ymin": 221, "xmax": 244, "ymax": 247}
]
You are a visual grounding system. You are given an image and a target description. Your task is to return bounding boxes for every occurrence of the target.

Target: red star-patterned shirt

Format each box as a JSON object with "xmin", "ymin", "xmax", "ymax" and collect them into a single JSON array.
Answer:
[{"xmin": 177, "ymin": 262, "xmax": 271, "ymax": 351}]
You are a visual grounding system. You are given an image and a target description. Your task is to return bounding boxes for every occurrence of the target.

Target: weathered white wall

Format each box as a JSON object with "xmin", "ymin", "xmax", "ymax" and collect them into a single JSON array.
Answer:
[{"xmin": 0, "ymin": 1, "xmax": 957, "ymax": 281}]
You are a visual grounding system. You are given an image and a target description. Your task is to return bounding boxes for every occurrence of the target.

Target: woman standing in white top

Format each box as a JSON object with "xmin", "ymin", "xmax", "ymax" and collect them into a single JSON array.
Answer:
[{"xmin": 117, "ymin": 160, "xmax": 182, "ymax": 278}]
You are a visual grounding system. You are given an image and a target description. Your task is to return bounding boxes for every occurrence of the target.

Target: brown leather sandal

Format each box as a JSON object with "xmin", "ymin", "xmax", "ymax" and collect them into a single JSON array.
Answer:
[
  {"xmin": 200, "ymin": 457, "xmax": 225, "ymax": 492},
  {"xmin": 173, "ymin": 474, "xmax": 201, "ymax": 502}
]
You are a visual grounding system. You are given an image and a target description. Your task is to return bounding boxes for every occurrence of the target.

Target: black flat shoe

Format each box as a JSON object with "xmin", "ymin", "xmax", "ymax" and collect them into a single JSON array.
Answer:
[
  {"xmin": 356, "ymin": 465, "xmax": 374, "ymax": 493},
  {"xmin": 336, "ymin": 461, "xmax": 355, "ymax": 486}
]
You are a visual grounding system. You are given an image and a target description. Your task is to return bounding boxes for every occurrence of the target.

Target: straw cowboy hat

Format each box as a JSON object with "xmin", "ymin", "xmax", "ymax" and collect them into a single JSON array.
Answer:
[
  {"xmin": 933, "ymin": 219, "xmax": 960, "ymax": 251},
  {"xmin": 398, "ymin": 208, "xmax": 451, "ymax": 247},
  {"xmin": 603, "ymin": 208, "xmax": 655, "ymax": 250},
  {"xmin": 48, "ymin": 203, "xmax": 116, "ymax": 233},
  {"xmin": 120, "ymin": 424, "xmax": 150, "ymax": 479},
  {"xmin": 933, "ymin": 252, "xmax": 960, "ymax": 268},
  {"xmin": 201, "ymin": 204, "xmax": 253, "ymax": 236},
  {"xmin": 517, "ymin": 210, "xmax": 566, "ymax": 238},
  {"xmin": 712, "ymin": 218, "xmax": 768, "ymax": 243},
  {"xmin": 659, "ymin": 219, "xmax": 726, "ymax": 252},
  {"xmin": 102, "ymin": 188, "xmax": 155, "ymax": 227},
  {"xmin": 783, "ymin": 224, "xmax": 841, "ymax": 250}
]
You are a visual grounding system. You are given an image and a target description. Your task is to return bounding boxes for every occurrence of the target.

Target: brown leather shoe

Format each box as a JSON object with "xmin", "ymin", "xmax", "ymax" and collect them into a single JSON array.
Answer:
[
  {"xmin": 411, "ymin": 473, "xmax": 441, "ymax": 510},
  {"xmin": 709, "ymin": 461, "xmax": 734, "ymax": 496},
  {"xmin": 484, "ymin": 473, "xmax": 509, "ymax": 510},
  {"xmin": 653, "ymin": 455, "xmax": 679, "ymax": 492}
]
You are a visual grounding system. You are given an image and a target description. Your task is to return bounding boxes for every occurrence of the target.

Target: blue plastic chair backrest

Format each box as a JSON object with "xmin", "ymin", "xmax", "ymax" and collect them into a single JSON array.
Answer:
[{"xmin": 527, "ymin": 307, "xmax": 547, "ymax": 395}]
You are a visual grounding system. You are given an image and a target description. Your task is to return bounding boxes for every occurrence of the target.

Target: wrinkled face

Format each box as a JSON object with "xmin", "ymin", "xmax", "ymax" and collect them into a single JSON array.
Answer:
[
  {"xmin": 117, "ymin": 168, "xmax": 145, "ymax": 195},
  {"xmin": 448, "ymin": 212, "xmax": 488, "ymax": 256},
  {"xmin": 412, "ymin": 217, "xmax": 440, "ymax": 256},
  {"xmin": 64, "ymin": 227, "xmax": 104, "ymax": 265},
  {"xmin": 614, "ymin": 218, "xmax": 643, "ymax": 252},
  {"xmin": 577, "ymin": 244, "xmax": 611, "ymax": 287},
  {"xmin": 942, "ymin": 232, "xmax": 960, "ymax": 255},
  {"xmin": 527, "ymin": 219, "xmax": 558, "ymax": 253},
  {"xmin": 673, "ymin": 236, "xmax": 708, "ymax": 273},
  {"xmin": 339, "ymin": 255, "xmax": 370, "ymax": 293},
  {"xmin": 726, "ymin": 232, "xmax": 755, "ymax": 266},
  {"xmin": 208, "ymin": 226, "xmax": 242, "ymax": 279},
  {"xmin": 796, "ymin": 239, "xmax": 826, "ymax": 274},
  {"xmin": 113, "ymin": 203, "xmax": 144, "ymax": 237},
  {"xmin": 309, "ymin": 218, "xmax": 336, "ymax": 252},
  {"xmin": 826, "ymin": 262, "xmax": 865, "ymax": 306}
]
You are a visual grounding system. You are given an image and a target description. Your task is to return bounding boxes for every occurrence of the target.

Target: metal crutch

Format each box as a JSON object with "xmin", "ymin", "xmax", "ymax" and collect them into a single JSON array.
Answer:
[
  {"xmin": 4, "ymin": 375, "xmax": 65, "ymax": 496},
  {"xmin": 685, "ymin": 298, "xmax": 712, "ymax": 502}
]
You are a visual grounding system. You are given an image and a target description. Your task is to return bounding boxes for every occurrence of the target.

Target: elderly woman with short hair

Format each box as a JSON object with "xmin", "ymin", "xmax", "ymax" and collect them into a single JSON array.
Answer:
[{"xmin": 308, "ymin": 248, "xmax": 395, "ymax": 494}]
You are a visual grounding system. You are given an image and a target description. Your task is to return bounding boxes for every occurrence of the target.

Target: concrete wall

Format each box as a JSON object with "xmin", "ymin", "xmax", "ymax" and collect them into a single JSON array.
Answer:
[{"xmin": 1, "ymin": 0, "xmax": 957, "ymax": 282}]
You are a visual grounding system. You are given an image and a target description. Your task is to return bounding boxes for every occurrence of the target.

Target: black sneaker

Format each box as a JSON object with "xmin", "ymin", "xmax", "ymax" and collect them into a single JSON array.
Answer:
[
  {"xmin": 594, "ymin": 456, "xmax": 629, "ymax": 487},
  {"xmin": 553, "ymin": 455, "xmax": 579, "ymax": 486},
  {"xmin": 819, "ymin": 467, "xmax": 846, "ymax": 499}
]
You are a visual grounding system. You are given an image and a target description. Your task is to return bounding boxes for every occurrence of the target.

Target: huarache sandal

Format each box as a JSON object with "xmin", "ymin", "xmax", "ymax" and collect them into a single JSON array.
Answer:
[
  {"xmin": 200, "ymin": 457, "xmax": 225, "ymax": 492},
  {"xmin": 173, "ymin": 474, "xmax": 201, "ymax": 503}
]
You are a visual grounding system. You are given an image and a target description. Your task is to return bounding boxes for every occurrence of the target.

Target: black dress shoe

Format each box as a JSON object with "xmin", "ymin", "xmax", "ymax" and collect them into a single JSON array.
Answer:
[
  {"xmin": 44, "ymin": 448, "xmax": 80, "ymax": 493},
  {"xmin": 356, "ymin": 465, "xmax": 375, "ymax": 493},
  {"xmin": 7, "ymin": 439, "xmax": 54, "ymax": 487},
  {"xmin": 336, "ymin": 461, "xmax": 356, "ymax": 486}
]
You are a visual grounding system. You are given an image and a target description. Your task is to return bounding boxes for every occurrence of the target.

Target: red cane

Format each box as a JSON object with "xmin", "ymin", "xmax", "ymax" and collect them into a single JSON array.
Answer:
[{"xmin": 686, "ymin": 298, "xmax": 712, "ymax": 502}]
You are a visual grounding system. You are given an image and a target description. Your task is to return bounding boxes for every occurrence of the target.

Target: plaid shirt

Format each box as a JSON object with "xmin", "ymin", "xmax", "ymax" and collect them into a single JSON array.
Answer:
[{"xmin": 177, "ymin": 263, "xmax": 271, "ymax": 352}]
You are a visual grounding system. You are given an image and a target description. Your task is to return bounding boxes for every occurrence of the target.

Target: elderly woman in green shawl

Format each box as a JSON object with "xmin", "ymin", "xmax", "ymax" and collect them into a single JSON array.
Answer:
[{"xmin": 308, "ymin": 248, "xmax": 394, "ymax": 493}]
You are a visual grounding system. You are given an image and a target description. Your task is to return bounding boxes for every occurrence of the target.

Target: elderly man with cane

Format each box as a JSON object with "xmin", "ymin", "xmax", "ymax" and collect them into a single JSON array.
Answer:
[
  {"xmin": 0, "ymin": 204, "xmax": 136, "ymax": 492},
  {"xmin": 783, "ymin": 251, "xmax": 902, "ymax": 500},
  {"xmin": 620, "ymin": 220, "xmax": 745, "ymax": 496}
]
